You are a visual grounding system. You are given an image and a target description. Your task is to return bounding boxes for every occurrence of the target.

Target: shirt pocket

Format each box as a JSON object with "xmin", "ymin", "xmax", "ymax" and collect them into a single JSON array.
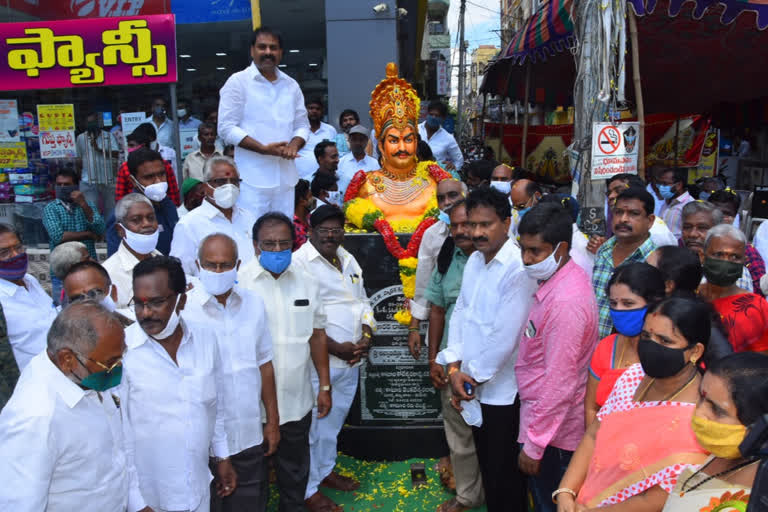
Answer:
[
  {"xmin": 183, "ymin": 371, "xmax": 216, "ymax": 405},
  {"xmin": 286, "ymin": 302, "xmax": 314, "ymax": 340}
]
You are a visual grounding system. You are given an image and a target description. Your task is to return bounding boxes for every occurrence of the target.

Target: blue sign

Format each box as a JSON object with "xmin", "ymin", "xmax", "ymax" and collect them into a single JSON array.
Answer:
[{"xmin": 172, "ymin": 0, "xmax": 252, "ymax": 24}]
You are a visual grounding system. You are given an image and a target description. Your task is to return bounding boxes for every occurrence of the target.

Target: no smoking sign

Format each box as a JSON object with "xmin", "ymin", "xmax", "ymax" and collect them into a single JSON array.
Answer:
[
  {"xmin": 597, "ymin": 126, "xmax": 621, "ymax": 155},
  {"xmin": 591, "ymin": 122, "xmax": 639, "ymax": 180}
]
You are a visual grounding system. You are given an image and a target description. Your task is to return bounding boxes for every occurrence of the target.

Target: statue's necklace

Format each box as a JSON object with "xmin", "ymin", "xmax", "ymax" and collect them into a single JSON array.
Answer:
[{"xmin": 371, "ymin": 172, "xmax": 429, "ymax": 205}]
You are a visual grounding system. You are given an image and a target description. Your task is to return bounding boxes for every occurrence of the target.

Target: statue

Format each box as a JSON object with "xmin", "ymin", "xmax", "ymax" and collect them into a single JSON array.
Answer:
[
  {"xmin": 344, "ymin": 62, "xmax": 451, "ymax": 234},
  {"xmin": 343, "ymin": 63, "xmax": 453, "ymax": 325}
]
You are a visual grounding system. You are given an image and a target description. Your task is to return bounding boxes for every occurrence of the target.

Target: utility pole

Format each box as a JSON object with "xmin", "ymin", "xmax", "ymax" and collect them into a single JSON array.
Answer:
[{"xmin": 456, "ymin": 0, "xmax": 466, "ymax": 143}]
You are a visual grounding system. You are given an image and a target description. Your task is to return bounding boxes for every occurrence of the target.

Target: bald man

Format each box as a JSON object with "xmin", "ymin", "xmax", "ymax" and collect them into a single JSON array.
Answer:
[{"xmin": 509, "ymin": 179, "xmax": 542, "ymax": 237}]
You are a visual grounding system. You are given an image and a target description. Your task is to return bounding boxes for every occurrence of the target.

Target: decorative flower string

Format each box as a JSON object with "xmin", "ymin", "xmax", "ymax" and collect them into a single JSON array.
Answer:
[{"xmin": 343, "ymin": 161, "xmax": 452, "ymax": 324}]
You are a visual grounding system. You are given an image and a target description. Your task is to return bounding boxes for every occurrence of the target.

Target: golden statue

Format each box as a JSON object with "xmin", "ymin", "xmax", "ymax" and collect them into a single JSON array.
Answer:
[{"xmin": 344, "ymin": 63, "xmax": 450, "ymax": 233}]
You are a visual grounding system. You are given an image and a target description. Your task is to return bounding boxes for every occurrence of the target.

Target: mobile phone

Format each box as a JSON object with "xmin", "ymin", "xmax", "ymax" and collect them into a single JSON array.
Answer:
[{"xmin": 463, "ymin": 382, "xmax": 474, "ymax": 396}]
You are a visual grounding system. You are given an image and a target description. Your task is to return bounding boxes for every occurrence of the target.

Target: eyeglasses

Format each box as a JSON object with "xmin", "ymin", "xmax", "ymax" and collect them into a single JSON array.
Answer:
[
  {"xmin": 128, "ymin": 294, "xmax": 175, "ymax": 312},
  {"xmin": 76, "ymin": 351, "xmax": 122, "ymax": 373},
  {"xmin": 0, "ymin": 243, "xmax": 25, "ymax": 260},
  {"xmin": 69, "ymin": 288, "xmax": 107, "ymax": 303},
  {"xmin": 259, "ymin": 240, "xmax": 293, "ymax": 251},
  {"xmin": 207, "ymin": 177, "xmax": 242, "ymax": 188},
  {"xmin": 315, "ymin": 228, "xmax": 344, "ymax": 237},
  {"xmin": 199, "ymin": 260, "xmax": 236, "ymax": 272}
]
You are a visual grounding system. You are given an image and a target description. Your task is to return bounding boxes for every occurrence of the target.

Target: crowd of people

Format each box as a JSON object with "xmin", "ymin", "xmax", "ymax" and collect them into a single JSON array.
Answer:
[{"xmin": 0, "ymin": 25, "xmax": 767, "ymax": 512}]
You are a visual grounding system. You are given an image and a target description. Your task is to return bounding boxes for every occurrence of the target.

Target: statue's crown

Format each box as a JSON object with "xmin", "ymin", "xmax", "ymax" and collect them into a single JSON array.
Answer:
[{"xmin": 369, "ymin": 63, "xmax": 420, "ymax": 141}]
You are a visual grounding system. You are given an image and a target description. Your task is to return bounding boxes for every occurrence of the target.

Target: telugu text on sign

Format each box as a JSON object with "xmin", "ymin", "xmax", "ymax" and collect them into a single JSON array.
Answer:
[
  {"xmin": 0, "ymin": 15, "xmax": 177, "ymax": 91},
  {"xmin": 0, "ymin": 142, "xmax": 28, "ymax": 168},
  {"xmin": 38, "ymin": 104, "xmax": 76, "ymax": 159},
  {"xmin": 591, "ymin": 122, "xmax": 639, "ymax": 180}
]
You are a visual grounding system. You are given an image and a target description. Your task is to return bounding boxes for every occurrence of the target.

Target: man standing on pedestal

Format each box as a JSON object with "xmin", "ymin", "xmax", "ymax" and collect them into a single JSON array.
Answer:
[
  {"xmin": 218, "ymin": 27, "xmax": 309, "ymax": 221},
  {"xmin": 293, "ymin": 205, "xmax": 375, "ymax": 512}
]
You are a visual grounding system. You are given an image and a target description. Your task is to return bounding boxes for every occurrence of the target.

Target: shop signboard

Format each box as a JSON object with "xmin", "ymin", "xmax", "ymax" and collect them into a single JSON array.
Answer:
[
  {"xmin": 0, "ymin": 100, "xmax": 20, "ymax": 142},
  {"xmin": 37, "ymin": 104, "xmax": 76, "ymax": 159},
  {"xmin": 436, "ymin": 60, "xmax": 448, "ymax": 96},
  {"xmin": 0, "ymin": 14, "xmax": 178, "ymax": 92},
  {"xmin": 173, "ymin": 0, "xmax": 252, "ymax": 24},
  {"xmin": 590, "ymin": 122, "xmax": 639, "ymax": 180},
  {"xmin": 7, "ymin": 1, "xmax": 166, "ymax": 19},
  {"xmin": 0, "ymin": 142, "xmax": 28, "ymax": 168}
]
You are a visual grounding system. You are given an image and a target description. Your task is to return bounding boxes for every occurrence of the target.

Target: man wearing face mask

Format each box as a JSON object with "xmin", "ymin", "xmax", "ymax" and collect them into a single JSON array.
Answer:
[
  {"xmin": 183, "ymin": 234, "xmax": 279, "ymax": 512},
  {"xmin": 509, "ymin": 178, "xmax": 542, "ymax": 237},
  {"xmin": 293, "ymin": 206, "xmax": 375, "ymax": 512},
  {"xmin": 515, "ymin": 203, "xmax": 599, "ymax": 512},
  {"xmin": 62, "ymin": 261, "xmax": 133, "ymax": 326},
  {"xmin": 147, "ymin": 96, "xmax": 174, "ymax": 148},
  {"xmin": 176, "ymin": 99, "xmax": 202, "ymax": 130},
  {"xmin": 0, "ymin": 224, "xmax": 58, "ymax": 371},
  {"xmin": 106, "ymin": 148, "xmax": 178, "ymax": 257},
  {"xmin": 419, "ymin": 100, "xmax": 464, "ymax": 171},
  {"xmin": 489, "ymin": 164, "xmax": 513, "ymax": 194},
  {"xmin": 103, "ymin": 194, "xmax": 162, "ymax": 319},
  {"xmin": 657, "ymin": 167, "xmax": 694, "ymax": 240},
  {"xmin": 115, "ymin": 124, "xmax": 181, "ymax": 206},
  {"xmin": 238, "ymin": 212, "xmax": 332, "ymax": 511},
  {"xmin": 0, "ymin": 302, "xmax": 145, "ymax": 512},
  {"xmin": 171, "ymin": 156, "xmax": 256, "ymax": 276},
  {"xmin": 408, "ymin": 179, "xmax": 467, "ymax": 361},
  {"xmin": 43, "ymin": 168, "xmax": 105, "ymax": 304},
  {"xmin": 310, "ymin": 172, "xmax": 342, "ymax": 209},
  {"xmin": 122, "ymin": 256, "xmax": 237, "ymax": 512}
]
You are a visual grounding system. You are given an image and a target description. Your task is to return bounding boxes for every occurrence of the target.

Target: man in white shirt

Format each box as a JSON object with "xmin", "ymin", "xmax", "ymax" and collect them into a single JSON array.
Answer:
[
  {"xmin": 418, "ymin": 100, "xmax": 464, "ymax": 171},
  {"xmin": 337, "ymin": 125, "xmax": 378, "ymax": 195},
  {"xmin": 103, "ymin": 193, "xmax": 162, "ymax": 318},
  {"xmin": 183, "ymin": 122, "xmax": 222, "ymax": 181},
  {"xmin": 171, "ymin": 156, "xmax": 256, "ymax": 275},
  {"xmin": 122, "ymin": 256, "xmax": 237, "ymax": 512},
  {"xmin": 0, "ymin": 301, "xmax": 142, "ymax": 512},
  {"xmin": 147, "ymin": 96, "xmax": 174, "ymax": 148},
  {"xmin": 293, "ymin": 206, "xmax": 375, "ymax": 511},
  {"xmin": 184, "ymin": 234, "xmax": 278, "ymax": 512},
  {"xmin": 238, "ymin": 212, "xmax": 332, "ymax": 511},
  {"xmin": 0, "ymin": 224, "xmax": 57, "ymax": 371},
  {"xmin": 408, "ymin": 179, "xmax": 467, "ymax": 360},
  {"xmin": 296, "ymin": 98, "xmax": 338, "ymax": 180},
  {"xmin": 437, "ymin": 187, "xmax": 537, "ymax": 512},
  {"xmin": 218, "ymin": 27, "xmax": 310, "ymax": 220},
  {"xmin": 657, "ymin": 167, "xmax": 694, "ymax": 239}
]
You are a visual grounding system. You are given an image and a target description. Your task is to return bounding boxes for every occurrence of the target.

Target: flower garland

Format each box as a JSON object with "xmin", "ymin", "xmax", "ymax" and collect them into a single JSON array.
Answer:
[{"xmin": 343, "ymin": 161, "xmax": 453, "ymax": 325}]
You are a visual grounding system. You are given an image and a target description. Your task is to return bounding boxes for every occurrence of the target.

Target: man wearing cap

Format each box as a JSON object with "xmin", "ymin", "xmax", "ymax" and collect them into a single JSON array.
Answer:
[
  {"xmin": 293, "ymin": 205, "xmax": 374, "ymax": 512},
  {"xmin": 337, "ymin": 125, "xmax": 378, "ymax": 196},
  {"xmin": 178, "ymin": 178, "xmax": 206, "ymax": 217},
  {"xmin": 183, "ymin": 123, "xmax": 222, "ymax": 182}
]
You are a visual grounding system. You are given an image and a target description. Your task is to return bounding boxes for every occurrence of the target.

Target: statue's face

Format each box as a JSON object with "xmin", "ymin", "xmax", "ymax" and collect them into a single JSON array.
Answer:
[{"xmin": 379, "ymin": 125, "xmax": 417, "ymax": 171}]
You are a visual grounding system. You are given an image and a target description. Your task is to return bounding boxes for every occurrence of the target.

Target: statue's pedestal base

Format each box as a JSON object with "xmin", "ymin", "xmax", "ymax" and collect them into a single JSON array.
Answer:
[{"xmin": 340, "ymin": 234, "xmax": 448, "ymax": 461}]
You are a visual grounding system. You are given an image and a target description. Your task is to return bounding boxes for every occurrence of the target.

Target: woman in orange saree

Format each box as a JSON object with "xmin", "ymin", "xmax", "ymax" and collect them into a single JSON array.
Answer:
[{"xmin": 555, "ymin": 297, "xmax": 711, "ymax": 511}]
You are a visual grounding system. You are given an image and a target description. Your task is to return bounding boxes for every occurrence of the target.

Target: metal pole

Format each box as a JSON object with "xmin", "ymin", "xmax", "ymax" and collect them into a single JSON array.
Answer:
[
  {"xmin": 457, "ymin": 0, "xmax": 466, "ymax": 143},
  {"xmin": 628, "ymin": 11, "xmax": 645, "ymax": 179},
  {"xmin": 520, "ymin": 61, "xmax": 532, "ymax": 167},
  {"xmin": 169, "ymin": 83, "xmax": 183, "ymax": 186}
]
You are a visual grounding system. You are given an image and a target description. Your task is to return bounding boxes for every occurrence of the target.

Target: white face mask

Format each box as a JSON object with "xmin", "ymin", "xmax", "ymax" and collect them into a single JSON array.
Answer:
[
  {"xmin": 100, "ymin": 286, "xmax": 117, "ymax": 312},
  {"xmin": 177, "ymin": 108, "xmax": 187, "ymax": 118},
  {"xmin": 490, "ymin": 180, "xmax": 512, "ymax": 195},
  {"xmin": 325, "ymin": 190, "xmax": 343, "ymax": 207},
  {"xmin": 197, "ymin": 264, "xmax": 238, "ymax": 296},
  {"xmin": 133, "ymin": 177, "xmax": 168, "ymax": 202},
  {"xmin": 209, "ymin": 183, "xmax": 239, "ymax": 209},
  {"xmin": 524, "ymin": 242, "xmax": 563, "ymax": 281},
  {"xmin": 148, "ymin": 294, "xmax": 182, "ymax": 341},
  {"xmin": 149, "ymin": 141, "xmax": 160, "ymax": 151},
  {"xmin": 119, "ymin": 224, "xmax": 159, "ymax": 255}
]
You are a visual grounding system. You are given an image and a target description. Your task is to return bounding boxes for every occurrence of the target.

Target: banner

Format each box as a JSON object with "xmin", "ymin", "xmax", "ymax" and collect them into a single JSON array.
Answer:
[
  {"xmin": 37, "ymin": 104, "xmax": 76, "ymax": 158},
  {"xmin": 0, "ymin": 142, "xmax": 27, "ymax": 168},
  {"xmin": 0, "ymin": 15, "xmax": 177, "ymax": 91},
  {"xmin": 0, "ymin": 100, "xmax": 20, "ymax": 142},
  {"xmin": 7, "ymin": 1, "xmax": 166, "ymax": 19},
  {"xmin": 172, "ymin": 0, "xmax": 252, "ymax": 24},
  {"xmin": 591, "ymin": 122, "xmax": 640, "ymax": 180}
]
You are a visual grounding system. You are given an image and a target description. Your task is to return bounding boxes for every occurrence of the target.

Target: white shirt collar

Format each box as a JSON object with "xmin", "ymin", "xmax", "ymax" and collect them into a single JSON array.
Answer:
[
  {"xmin": 0, "ymin": 274, "xmax": 27, "ymax": 297},
  {"xmin": 199, "ymin": 197, "xmax": 235, "ymax": 220},
  {"xmin": 249, "ymin": 62, "xmax": 286, "ymax": 84},
  {"xmin": 39, "ymin": 351, "xmax": 89, "ymax": 409}
]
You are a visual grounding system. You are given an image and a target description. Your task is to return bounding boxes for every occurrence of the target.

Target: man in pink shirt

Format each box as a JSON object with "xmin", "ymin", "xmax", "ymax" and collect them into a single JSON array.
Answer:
[{"xmin": 515, "ymin": 202, "xmax": 599, "ymax": 512}]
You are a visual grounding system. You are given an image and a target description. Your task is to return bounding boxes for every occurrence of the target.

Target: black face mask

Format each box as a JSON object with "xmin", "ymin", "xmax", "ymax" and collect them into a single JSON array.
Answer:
[
  {"xmin": 637, "ymin": 337, "xmax": 690, "ymax": 379},
  {"xmin": 55, "ymin": 185, "xmax": 78, "ymax": 202},
  {"xmin": 702, "ymin": 257, "xmax": 742, "ymax": 287}
]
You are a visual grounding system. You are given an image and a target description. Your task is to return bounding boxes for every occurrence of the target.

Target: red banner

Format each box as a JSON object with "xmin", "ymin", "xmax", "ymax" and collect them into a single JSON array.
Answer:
[{"xmin": 8, "ymin": 1, "xmax": 167, "ymax": 19}]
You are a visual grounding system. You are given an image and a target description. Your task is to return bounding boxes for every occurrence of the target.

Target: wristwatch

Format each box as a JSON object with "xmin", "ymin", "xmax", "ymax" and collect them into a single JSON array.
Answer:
[{"xmin": 320, "ymin": 385, "xmax": 331, "ymax": 392}]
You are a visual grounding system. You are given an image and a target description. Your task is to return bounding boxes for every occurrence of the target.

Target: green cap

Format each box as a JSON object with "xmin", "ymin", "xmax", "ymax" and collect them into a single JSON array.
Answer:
[{"xmin": 181, "ymin": 178, "xmax": 202, "ymax": 199}]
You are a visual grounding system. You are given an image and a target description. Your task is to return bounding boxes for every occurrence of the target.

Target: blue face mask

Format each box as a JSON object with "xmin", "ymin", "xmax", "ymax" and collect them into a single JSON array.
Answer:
[
  {"xmin": 259, "ymin": 249, "xmax": 292, "ymax": 274},
  {"xmin": 609, "ymin": 306, "xmax": 648, "ymax": 337},
  {"xmin": 425, "ymin": 115, "xmax": 441, "ymax": 129},
  {"xmin": 658, "ymin": 184, "xmax": 676, "ymax": 200},
  {"xmin": 438, "ymin": 209, "xmax": 450, "ymax": 225},
  {"xmin": 699, "ymin": 191, "xmax": 711, "ymax": 201},
  {"xmin": 517, "ymin": 207, "xmax": 531, "ymax": 220}
]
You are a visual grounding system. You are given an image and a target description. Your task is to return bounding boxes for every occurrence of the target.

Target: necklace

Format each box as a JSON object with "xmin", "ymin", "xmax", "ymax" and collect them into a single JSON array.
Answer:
[
  {"xmin": 636, "ymin": 366, "xmax": 698, "ymax": 402},
  {"xmin": 680, "ymin": 457, "xmax": 759, "ymax": 496},
  {"xmin": 370, "ymin": 173, "xmax": 430, "ymax": 205},
  {"xmin": 617, "ymin": 336, "xmax": 629, "ymax": 368}
]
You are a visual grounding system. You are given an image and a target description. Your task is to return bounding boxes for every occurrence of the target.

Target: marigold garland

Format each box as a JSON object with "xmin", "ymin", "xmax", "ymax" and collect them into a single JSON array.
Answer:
[{"xmin": 343, "ymin": 161, "xmax": 453, "ymax": 325}]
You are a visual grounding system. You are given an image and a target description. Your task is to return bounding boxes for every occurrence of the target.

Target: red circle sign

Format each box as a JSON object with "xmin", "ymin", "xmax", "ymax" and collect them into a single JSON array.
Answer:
[{"xmin": 598, "ymin": 126, "xmax": 621, "ymax": 155}]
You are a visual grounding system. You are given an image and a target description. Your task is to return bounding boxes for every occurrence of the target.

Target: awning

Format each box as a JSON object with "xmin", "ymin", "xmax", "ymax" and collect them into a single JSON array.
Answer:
[
  {"xmin": 628, "ymin": 0, "xmax": 768, "ymax": 30},
  {"xmin": 502, "ymin": 0, "xmax": 575, "ymax": 64}
]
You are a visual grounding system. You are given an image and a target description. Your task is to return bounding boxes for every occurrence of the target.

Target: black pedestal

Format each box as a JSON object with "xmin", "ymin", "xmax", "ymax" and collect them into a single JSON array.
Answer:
[{"xmin": 339, "ymin": 234, "xmax": 448, "ymax": 461}]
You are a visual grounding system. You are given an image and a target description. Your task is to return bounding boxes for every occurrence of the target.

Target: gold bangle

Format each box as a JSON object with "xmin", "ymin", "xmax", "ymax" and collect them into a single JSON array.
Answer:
[
  {"xmin": 448, "ymin": 366, "xmax": 459, "ymax": 376},
  {"xmin": 551, "ymin": 488, "xmax": 577, "ymax": 504}
]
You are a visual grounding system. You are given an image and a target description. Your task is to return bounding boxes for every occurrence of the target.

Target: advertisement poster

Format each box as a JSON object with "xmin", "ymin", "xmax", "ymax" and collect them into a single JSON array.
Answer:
[
  {"xmin": 0, "ymin": 100, "xmax": 20, "ymax": 142},
  {"xmin": 180, "ymin": 129, "xmax": 198, "ymax": 160},
  {"xmin": 0, "ymin": 141, "xmax": 27, "ymax": 168},
  {"xmin": 591, "ymin": 122, "xmax": 639, "ymax": 180},
  {"xmin": 37, "ymin": 104, "xmax": 76, "ymax": 158}
]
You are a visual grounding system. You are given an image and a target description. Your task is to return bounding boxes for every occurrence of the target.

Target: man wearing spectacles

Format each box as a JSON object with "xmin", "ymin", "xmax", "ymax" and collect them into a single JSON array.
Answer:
[
  {"xmin": 62, "ymin": 260, "xmax": 133, "ymax": 327},
  {"xmin": 121, "ymin": 256, "xmax": 237, "ymax": 512},
  {"xmin": 171, "ymin": 156, "xmax": 256, "ymax": 276},
  {"xmin": 0, "ymin": 301, "xmax": 144, "ymax": 511},
  {"xmin": 183, "ymin": 233, "xmax": 278, "ymax": 512},
  {"xmin": 238, "ymin": 212, "xmax": 332, "ymax": 511},
  {"xmin": 293, "ymin": 205, "xmax": 374, "ymax": 511}
]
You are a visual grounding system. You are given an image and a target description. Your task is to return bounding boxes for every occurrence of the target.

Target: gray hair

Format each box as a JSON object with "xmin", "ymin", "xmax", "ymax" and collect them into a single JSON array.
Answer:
[
  {"xmin": 682, "ymin": 200, "xmax": 723, "ymax": 226},
  {"xmin": 50, "ymin": 242, "xmax": 88, "ymax": 280},
  {"xmin": 203, "ymin": 155, "xmax": 238, "ymax": 183},
  {"xmin": 704, "ymin": 223, "xmax": 747, "ymax": 250},
  {"xmin": 197, "ymin": 232, "xmax": 239, "ymax": 262},
  {"xmin": 0, "ymin": 223, "xmax": 21, "ymax": 242},
  {"xmin": 47, "ymin": 300, "xmax": 121, "ymax": 355},
  {"xmin": 115, "ymin": 193, "xmax": 153, "ymax": 224}
]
